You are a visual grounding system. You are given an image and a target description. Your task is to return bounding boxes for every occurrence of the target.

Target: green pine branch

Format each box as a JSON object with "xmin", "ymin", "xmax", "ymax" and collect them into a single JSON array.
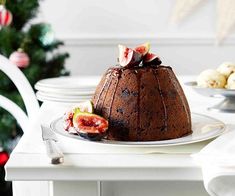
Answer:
[
  {"xmin": 6, "ymin": 0, "xmax": 40, "ymax": 31},
  {"xmin": 0, "ymin": 1, "xmax": 70, "ymax": 151}
]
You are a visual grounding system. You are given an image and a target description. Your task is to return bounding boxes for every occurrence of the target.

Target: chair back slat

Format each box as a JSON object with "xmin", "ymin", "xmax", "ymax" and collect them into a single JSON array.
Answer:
[
  {"xmin": 0, "ymin": 54, "xmax": 39, "ymax": 132},
  {"xmin": 0, "ymin": 95, "xmax": 29, "ymax": 132}
]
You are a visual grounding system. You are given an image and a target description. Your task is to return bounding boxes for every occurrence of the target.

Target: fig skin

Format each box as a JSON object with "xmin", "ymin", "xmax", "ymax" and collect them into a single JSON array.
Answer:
[
  {"xmin": 118, "ymin": 45, "xmax": 142, "ymax": 67},
  {"xmin": 78, "ymin": 131, "xmax": 106, "ymax": 141},
  {"xmin": 143, "ymin": 53, "xmax": 162, "ymax": 66}
]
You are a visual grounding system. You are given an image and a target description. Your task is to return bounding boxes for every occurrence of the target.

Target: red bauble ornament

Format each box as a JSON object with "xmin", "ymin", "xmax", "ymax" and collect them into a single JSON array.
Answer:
[
  {"xmin": 0, "ymin": 151, "xmax": 9, "ymax": 166},
  {"xmin": 9, "ymin": 49, "xmax": 30, "ymax": 68},
  {"xmin": 0, "ymin": 5, "xmax": 12, "ymax": 27}
]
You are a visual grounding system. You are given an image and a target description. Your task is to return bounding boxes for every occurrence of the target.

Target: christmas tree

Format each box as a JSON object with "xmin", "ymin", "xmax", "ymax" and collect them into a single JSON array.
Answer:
[{"xmin": 0, "ymin": 0, "xmax": 69, "ymax": 152}]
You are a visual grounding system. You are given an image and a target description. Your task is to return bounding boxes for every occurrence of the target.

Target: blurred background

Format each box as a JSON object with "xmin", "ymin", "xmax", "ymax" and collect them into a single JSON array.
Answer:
[
  {"xmin": 1, "ymin": 0, "xmax": 235, "ymax": 195},
  {"xmin": 37, "ymin": 0, "xmax": 235, "ymax": 76}
]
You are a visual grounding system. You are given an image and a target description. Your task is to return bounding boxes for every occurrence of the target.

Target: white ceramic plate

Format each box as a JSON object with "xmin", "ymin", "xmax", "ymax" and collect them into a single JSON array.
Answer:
[
  {"xmin": 50, "ymin": 113, "xmax": 226, "ymax": 147},
  {"xmin": 36, "ymin": 91, "xmax": 93, "ymax": 99},
  {"xmin": 36, "ymin": 92, "xmax": 93, "ymax": 103},
  {"xmin": 35, "ymin": 76, "xmax": 100, "ymax": 90},
  {"xmin": 35, "ymin": 87, "xmax": 95, "ymax": 95}
]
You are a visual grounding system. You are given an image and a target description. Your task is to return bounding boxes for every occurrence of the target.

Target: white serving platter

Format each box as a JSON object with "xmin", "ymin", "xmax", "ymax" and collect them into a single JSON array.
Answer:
[{"xmin": 50, "ymin": 113, "xmax": 226, "ymax": 147}]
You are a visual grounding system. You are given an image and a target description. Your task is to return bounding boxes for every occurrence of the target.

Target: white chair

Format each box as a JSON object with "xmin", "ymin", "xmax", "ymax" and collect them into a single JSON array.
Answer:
[
  {"xmin": 0, "ymin": 54, "xmax": 49, "ymax": 196},
  {"xmin": 0, "ymin": 54, "xmax": 39, "ymax": 131}
]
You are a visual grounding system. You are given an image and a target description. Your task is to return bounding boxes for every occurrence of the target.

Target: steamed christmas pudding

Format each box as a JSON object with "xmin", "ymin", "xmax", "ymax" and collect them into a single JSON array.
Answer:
[
  {"xmin": 64, "ymin": 43, "xmax": 192, "ymax": 141},
  {"xmin": 92, "ymin": 43, "xmax": 192, "ymax": 141}
]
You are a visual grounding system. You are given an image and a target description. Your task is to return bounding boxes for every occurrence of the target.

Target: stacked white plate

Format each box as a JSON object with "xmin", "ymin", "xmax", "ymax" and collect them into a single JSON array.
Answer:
[{"xmin": 35, "ymin": 76, "xmax": 101, "ymax": 103}]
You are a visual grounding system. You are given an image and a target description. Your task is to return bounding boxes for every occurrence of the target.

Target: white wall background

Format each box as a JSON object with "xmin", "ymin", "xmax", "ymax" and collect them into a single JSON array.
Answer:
[{"xmin": 36, "ymin": 0, "xmax": 235, "ymax": 76}]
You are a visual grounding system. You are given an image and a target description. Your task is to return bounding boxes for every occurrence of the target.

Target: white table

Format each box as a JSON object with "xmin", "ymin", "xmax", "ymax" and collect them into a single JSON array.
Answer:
[{"xmin": 5, "ymin": 76, "xmax": 234, "ymax": 196}]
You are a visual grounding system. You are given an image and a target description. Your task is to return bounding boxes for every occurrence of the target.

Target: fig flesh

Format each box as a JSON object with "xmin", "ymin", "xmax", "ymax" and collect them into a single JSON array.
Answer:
[
  {"xmin": 134, "ymin": 42, "xmax": 150, "ymax": 56},
  {"xmin": 73, "ymin": 109, "xmax": 108, "ymax": 141},
  {"xmin": 118, "ymin": 45, "xmax": 142, "ymax": 67},
  {"xmin": 143, "ymin": 53, "xmax": 162, "ymax": 66}
]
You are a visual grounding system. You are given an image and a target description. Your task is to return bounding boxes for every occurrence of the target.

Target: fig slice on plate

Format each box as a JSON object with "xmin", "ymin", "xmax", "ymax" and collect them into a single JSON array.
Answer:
[
  {"xmin": 134, "ymin": 42, "xmax": 150, "ymax": 56},
  {"xmin": 118, "ymin": 44, "xmax": 142, "ymax": 67},
  {"xmin": 143, "ymin": 53, "xmax": 162, "ymax": 66},
  {"xmin": 72, "ymin": 108, "xmax": 109, "ymax": 141},
  {"xmin": 63, "ymin": 101, "xmax": 94, "ymax": 133}
]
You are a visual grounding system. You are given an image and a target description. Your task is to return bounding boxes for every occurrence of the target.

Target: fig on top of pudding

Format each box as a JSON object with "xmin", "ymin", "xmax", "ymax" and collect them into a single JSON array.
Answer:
[{"xmin": 92, "ymin": 43, "xmax": 192, "ymax": 141}]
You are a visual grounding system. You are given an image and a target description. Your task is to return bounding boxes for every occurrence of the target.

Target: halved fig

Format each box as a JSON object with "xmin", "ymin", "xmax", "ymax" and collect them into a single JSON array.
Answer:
[
  {"xmin": 118, "ymin": 44, "xmax": 142, "ymax": 67},
  {"xmin": 73, "ymin": 109, "xmax": 108, "ymax": 141},
  {"xmin": 143, "ymin": 53, "xmax": 162, "ymax": 66},
  {"xmin": 134, "ymin": 42, "xmax": 150, "ymax": 56},
  {"xmin": 63, "ymin": 101, "xmax": 94, "ymax": 133}
]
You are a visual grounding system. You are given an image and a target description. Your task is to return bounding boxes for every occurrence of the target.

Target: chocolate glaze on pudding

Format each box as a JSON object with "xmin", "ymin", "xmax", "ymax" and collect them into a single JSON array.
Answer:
[{"xmin": 92, "ymin": 65, "xmax": 192, "ymax": 141}]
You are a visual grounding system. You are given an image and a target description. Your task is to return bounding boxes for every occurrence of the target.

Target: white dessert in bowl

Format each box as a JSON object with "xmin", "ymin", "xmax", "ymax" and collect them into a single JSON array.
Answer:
[
  {"xmin": 226, "ymin": 73, "xmax": 235, "ymax": 89},
  {"xmin": 217, "ymin": 62, "xmax": 235, "ymax": 78},
  {"xmin": 197, "ymin": 69, "xmax": 226, "ymax": 88}
]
